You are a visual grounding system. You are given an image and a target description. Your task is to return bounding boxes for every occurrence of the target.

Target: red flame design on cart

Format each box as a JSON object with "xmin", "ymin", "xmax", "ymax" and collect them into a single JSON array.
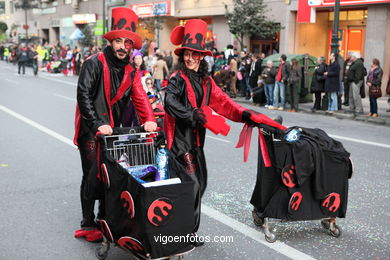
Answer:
[
  {"xmin": 322, "ymin": 193, "xmax": 341, "ymax": 212},
  {"xmin": 289, "ymin": 192, "xmax": 303, "ymax": 211},
  {"xmin": 99, "ymin": 220, "xmax": 114, "ymax": 242},
  {"xmin": 281, "ymin": 165, "xmax": 297, "ymax": 188},
  {"xmin": 120, "ymin": 191, "xmax": 135, "ymax": 219},
  {"xmin": 147, "ymin": 198, "xmax": 173, "ymax": 227},
  {"xmin": 118, "ymin": 236, "xmax": 144, "ymax": 252}
]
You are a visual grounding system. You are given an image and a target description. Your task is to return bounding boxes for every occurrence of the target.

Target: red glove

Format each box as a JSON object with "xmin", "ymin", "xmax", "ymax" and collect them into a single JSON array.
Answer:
[{"xmin": 202, "ymin": 106, "xmax": 231, "ymax": 136}]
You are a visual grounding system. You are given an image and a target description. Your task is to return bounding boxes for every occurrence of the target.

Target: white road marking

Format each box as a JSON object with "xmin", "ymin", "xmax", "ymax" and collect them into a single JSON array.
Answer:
[
  {"xmin": 0, "ymin": 105, "xmax": 77, "ymax": 149},
  {"xmin": 38, "ymin": 75, "xmax": 77, "ymax": 86},
  {"xmin": 329, "ymin": 134, "xmax": 390, "ymax": 149},
  {"xmin": 4, "ymin": 78, "xmax": 19, "ymax": 84},
  {"xmin": 206, "ymin": 135, "xmax": 232, "ymax": 143},
  {"xmin": 202, "ymin": 204, "xmax": 316, "ymax": 260},
  {"xmin": 0, "ymin": 104, "xmax": 316, "ymax": 260},
  {"xmin": 54, "ymin": 93, "xmax": 76, "ymax": 102}
]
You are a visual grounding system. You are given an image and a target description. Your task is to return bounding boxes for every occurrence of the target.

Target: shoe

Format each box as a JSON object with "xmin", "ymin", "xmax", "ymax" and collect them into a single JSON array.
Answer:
[
  {"xmin": 342, "ymin": 102, "xmax": 349, "ymax": 106},
  {"xmin": 290, "ymin": 109, "xmax": 297, "ymax": 112},
  {"xmin": 326, "ymin": 110, "xmax": 334, "ymax": 114},
  {"xmin": 371, "ymin": 113, "xmax": 378, "ymax": 118},
  {"xmin": 311, "ymin": 108, "xmax": 317, "ymax": 112},
  {"xmin": 278, "ymin": 107, "xmax": 283, "ymax": 111},
  {"xmin": 368, "ymin": 113, "xmax": 373, "ymax": 117},
  {"xmin": 265, "ymin": 105, "xmax": 269, "ymax": 108},
  {"xmin": 74, "ymin": 228, "xmax": 103, "ymax": 243},
  {"xmin": 245, "ymin": 96, "xmax": 251, "ymax": 100},
  {"xmin": 268, "ymin": 106, "xmax": 277, "ymax": 110}
]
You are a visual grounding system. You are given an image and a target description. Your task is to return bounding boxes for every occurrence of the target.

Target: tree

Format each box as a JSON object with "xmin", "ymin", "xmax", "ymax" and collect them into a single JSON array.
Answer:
[
  {"xmin": 79, "ymin": 25, "xmax": 94, "ymax": 47},
  {"xmin": 225, "ymin": 0, "xmax": 282, "ymax": 50},
  {"xmin": 0, "ymin": 21, "xmax": 8, "ymax": 34}
]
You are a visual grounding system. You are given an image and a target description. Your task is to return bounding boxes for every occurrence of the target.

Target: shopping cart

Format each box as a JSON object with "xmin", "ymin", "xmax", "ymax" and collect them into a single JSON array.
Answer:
[
  {"xmin": 95, "ymin": 127, "xmax": 195, "ymax": 260},
  {"xmin": 245, "ymin": 120, "xmax": 352, "ymax": 243}
]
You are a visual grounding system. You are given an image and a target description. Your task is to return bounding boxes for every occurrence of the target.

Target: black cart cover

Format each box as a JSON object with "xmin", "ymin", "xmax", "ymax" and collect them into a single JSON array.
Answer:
[
  {"xmin": 250, "ymin": 127, "xmax": 353, "ymax": 221},
  {"xmin": 99, "ymin": 148, "xmax": 195, "ymax": 259}
]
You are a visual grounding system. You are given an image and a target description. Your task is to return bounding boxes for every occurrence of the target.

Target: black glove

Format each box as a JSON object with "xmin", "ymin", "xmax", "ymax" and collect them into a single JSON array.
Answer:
[
  {"xmin": 242, "ymin": 110, "xmax": 257, "ymax": 126},
  {"xmin": 193, "ymin": 108, "xmax": 207, "ymax": 125}
]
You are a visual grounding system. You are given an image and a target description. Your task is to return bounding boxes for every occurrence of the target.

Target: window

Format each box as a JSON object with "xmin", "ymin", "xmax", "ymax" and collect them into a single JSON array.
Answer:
[
  {"xmin": 329, "ymin": 10, "xmax": 367, "ymax": 21},
  {"xmin": 65, "ymin": 0, "xmax": 72, "ymax": 4},
  {"xmin": 0, "ymin": 1, "xmax": 5, "ymax": 15}
]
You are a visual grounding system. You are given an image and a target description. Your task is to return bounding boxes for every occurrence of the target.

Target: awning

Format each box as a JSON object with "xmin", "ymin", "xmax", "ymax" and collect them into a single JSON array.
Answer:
[{"xmin": 69, "ymin": 28, "xmax": 85, "ymax": 40}]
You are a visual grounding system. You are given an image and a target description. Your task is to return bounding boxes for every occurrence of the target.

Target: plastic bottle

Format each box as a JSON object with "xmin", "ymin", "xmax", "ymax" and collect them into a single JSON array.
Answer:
[{"xmin": 156, "ymin": 145, "xmax": 169, "ymax": 180}]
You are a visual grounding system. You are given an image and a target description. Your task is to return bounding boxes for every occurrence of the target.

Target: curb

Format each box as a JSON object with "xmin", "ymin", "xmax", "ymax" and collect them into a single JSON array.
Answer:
[{"xmin": 235, "ymin": 98, "xmax": 390, "ymax": 127}]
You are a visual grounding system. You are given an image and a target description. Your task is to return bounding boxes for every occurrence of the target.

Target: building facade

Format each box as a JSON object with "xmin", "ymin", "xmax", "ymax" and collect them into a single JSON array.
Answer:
[{"xmin": 2, "ymin": 0, "xmax": 388, "ymax": 86}]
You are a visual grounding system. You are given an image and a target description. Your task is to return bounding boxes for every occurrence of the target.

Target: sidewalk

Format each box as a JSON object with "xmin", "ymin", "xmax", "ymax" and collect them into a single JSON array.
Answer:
[{"xmin": 235, "ymin": 96, "xmax": 390, "ymax": 127}]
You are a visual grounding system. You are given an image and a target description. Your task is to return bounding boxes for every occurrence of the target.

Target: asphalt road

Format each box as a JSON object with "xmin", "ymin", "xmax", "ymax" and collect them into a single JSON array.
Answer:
[{"xmin": 0, "ymin": 62, "xmax": 389, "ymax": 260}]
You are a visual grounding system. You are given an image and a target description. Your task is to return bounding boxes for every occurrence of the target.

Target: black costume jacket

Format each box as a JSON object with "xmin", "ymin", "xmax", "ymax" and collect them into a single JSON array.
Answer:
[
  {"xmin": 74, "ymin": 47, "xmax": 155, "ymax": 145},
  {"xmin": 164, "ymin": 70, "xmax": 246, "ymax": 232}
]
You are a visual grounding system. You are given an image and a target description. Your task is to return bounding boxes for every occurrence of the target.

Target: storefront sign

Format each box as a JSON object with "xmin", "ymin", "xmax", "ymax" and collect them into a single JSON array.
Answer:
[
  {"xmin": 72, "ymin": 13, "xmax": 97, "ymax": 24},
  {"xmin": 310, "ymin": 0, "xmax": 390, "ymax": 6},
  {"xmin": 298, "ymin": 0, "xmax": 390, "ymax": 23},
  {"xmin": 130, "ymin": 1, "xmax": 173, "ymax": 17}
]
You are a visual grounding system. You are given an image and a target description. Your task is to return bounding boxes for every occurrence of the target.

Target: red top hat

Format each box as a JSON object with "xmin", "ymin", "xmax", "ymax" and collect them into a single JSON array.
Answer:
[
  {"xmin": 103, "ymin": 7, "xmax": 142, "ymax": 50},
  {"xmin": 170, "ymin": 19, "xmax": 212, "ymax": 57}
]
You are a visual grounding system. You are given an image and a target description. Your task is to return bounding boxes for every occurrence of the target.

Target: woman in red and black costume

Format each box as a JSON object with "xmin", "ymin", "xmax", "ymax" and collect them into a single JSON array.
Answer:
[
  {"xmin": 164, "ymin": 19, "xmax": 281, "ymax": 246},
  {"xmin": 73, "ymin": 7, "xmax": 156, "ymax": 242}
]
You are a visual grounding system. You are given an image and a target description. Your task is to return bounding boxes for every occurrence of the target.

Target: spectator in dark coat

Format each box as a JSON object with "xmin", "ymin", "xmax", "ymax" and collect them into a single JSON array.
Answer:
[
  {"xmin": 287, "ymin": 58, "xmax": 302, "ymax": 112},
  {"xmin": 347, "ymin": 52, "xmax": 365, "ymax": 114},
  {"xmin": 17, "ymin": 46, "xmax": 29, "ymax": 75},
  {"xmin": 311, "ymin": 57, "xmax": 327, "ymax": 111},
  {"xmin": 249, "ymin": 53, "xmax": 262, "ymax": 96},
  {"xmin": 366, "ymin": 58, "xmax": 383, "ymax": 117},
  {"xmin": 324, "ymin": 52, "xmax": 340, "ymax": 113},
  {"xmin": 261, "ymin": 60, "xmax": 277, "ymax": 108}
]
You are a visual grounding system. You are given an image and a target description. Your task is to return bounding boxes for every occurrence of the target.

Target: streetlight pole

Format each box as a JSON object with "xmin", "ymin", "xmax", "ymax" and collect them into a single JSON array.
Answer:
[
  {"xmin": 102, "ymin": 0, "xmax": 107, "ymax": 47},
  {"xmin": 24, "ymin": 7, "xmax": 28, "ymax": 39},
  {"xmin": 330, "ymin": 0, "xmax": 340, "ymax": 56}
]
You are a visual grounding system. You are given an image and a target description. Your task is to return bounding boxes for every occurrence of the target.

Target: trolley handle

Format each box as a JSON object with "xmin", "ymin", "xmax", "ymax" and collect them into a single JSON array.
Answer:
[
  {"xmin": 255, "ymin": 123, "xmax": 285, "ymax": 137},
  {"xmin": 112, "ymin": 126, "xmax": 144, "ymax": 135}
]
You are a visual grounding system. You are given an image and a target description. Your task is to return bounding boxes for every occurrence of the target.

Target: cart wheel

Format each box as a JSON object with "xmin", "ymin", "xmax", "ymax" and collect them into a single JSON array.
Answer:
[
  {"xmin": 329, "ymin": 224, "xmax": 342, "ymax": 238},
  {"xmin": 265, "ymin": 233, "xmax": 277, "ymax": 243},
  {"xmin": 95, "ymin": 247, "xmax": 108, "ymax": 260},
  {"xmin": 252, "ymin": 210, "xmax": 264, "ymax": 227},
  {"xmin": 321, "ymin": 219, "xmax": 330, "ymax": 230}
]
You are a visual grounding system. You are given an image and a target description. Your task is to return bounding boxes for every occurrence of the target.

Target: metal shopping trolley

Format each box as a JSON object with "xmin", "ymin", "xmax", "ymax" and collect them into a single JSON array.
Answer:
[
  {"xmin": 95, "ymin": 127, "xmax": 195, "ymax": 260},
  {"xmin": 246, "ymin": 120, "xmax": 353, "ymax": 243}
]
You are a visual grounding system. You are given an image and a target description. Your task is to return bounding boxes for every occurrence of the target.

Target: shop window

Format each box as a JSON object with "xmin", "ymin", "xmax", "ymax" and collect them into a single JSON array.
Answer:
[
  {"xmin": 0, "ymin": 1, "xmax": 5, "ymax": 15},
  {"xmin": 329, "ymin": 10, "xmax": 367, "ymax": 21},
  {"xmin": 347, "ymin": 10, "xmax": 364, "ymax": 20}
]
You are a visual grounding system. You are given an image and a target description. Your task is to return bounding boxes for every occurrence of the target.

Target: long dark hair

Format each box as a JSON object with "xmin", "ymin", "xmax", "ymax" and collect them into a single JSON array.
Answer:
[
  {"xmin": 131, "ymin": 55, "xmax": 146, "ymax": 71},
  {"xmin": 174, "ymin": 52, "xmax": 209, "ymax": 80}
]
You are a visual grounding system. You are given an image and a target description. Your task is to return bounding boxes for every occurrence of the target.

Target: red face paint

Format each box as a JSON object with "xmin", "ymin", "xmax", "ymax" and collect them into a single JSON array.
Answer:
[{"xmin": 124, "ymin": 39, "xmax": 133, "ymax": 51}]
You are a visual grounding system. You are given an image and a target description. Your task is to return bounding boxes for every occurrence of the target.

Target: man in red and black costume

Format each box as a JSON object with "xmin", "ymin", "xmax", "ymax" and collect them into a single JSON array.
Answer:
[
  {"xmin": 164, "ymin": 19, "xmax": 283, "ymax": 246},
  {"xmin": 73, "ymin": 7, "xmax": 157, "ymax": 242}
]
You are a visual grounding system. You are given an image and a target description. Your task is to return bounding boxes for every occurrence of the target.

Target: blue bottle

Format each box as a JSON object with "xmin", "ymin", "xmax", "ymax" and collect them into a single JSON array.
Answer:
[{"xmin": 156, "ymin": 146, "xmax": 169, "ymax": 180}]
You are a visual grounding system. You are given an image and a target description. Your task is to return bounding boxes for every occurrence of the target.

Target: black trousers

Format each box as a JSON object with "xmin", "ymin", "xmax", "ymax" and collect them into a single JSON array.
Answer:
[
  {"xmin": 78, "ymin": 135, "xmax": 105, "ymax": 228},
  {"xmin": 18, "ymin": 61, "xmax": 26, "ymax": 74},
  {"xmin": 343, "ymin": 81, "xmax": 350, "ymax": 104},
  {"xmin": 313, "ymin": 92, "xmax": 322, "ymax": 110},
  {"xmin": 170, "ymin": 147, "xmax": 207, "ymax": 233}
]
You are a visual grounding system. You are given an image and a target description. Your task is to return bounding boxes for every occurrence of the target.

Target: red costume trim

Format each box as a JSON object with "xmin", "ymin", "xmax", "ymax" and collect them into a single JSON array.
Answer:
[{"xmin": 73, "ymin": 52, "xmax": 155, "ymax": 146}]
